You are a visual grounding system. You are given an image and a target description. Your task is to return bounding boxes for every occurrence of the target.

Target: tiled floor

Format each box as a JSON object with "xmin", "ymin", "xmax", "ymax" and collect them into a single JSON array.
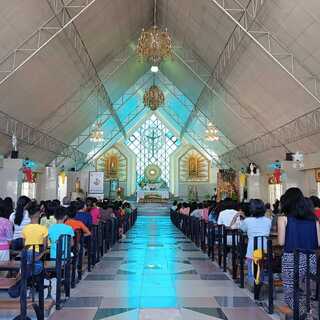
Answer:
[{"xmin": 49, "ymin": 215, "xmax": 275, "ymax": 320}]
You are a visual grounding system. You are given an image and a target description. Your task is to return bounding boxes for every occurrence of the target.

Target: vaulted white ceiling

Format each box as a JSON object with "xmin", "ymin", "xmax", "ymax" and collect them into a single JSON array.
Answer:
[{"xmin": 0, "ymin": 0, "xmax": 319, "ymax": 171}]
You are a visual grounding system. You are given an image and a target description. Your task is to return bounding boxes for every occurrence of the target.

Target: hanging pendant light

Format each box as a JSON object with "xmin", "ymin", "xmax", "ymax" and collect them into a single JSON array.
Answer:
[
  {"xmin": 90, "ymin": 91, "xmax": 105, "ymax": 143},
  {"xmin": 205, "ymin": 122, "xmax": 219, "ymax": 142},
  {"xmin": 143, "ymin": 74, "xmax": 165, "ymax": 111},
  {"xmin": 136, "ymin": 0, "xmax": 173, "ymax": 66},
  {"xmin": 90, "ymin": 121, "xmax": 104, "ymax": 143}
]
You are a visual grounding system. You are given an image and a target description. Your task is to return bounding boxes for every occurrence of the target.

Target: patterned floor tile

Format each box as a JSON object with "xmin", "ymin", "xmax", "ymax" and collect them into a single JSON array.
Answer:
[
  {"xmin": 49, "ymin": 308, "xmax": 98, "ymax": 320},
  {"xmin": 215, "ymin": 296, "xmax": 256, "ymax": 308},
  {"xmin": 222, "ymin": 307, "xmax": 274, "ymax": 320},
  {"xmin": 85, "ymin": 275, "xmax": 116, "ymax": 281},
  {"xmin": 64, "ymin": 296, "xmax": 102, "ymax": 308},
  {"xmin": 94, "ymin": 308, "xmax": 136, "ymax": 320},
  {"xmin": 139, "ymin": 308, "xmax": 182, "ymax": 320},
  {"xmin": 200, "ymin": 274, "xmax": 230, "ymax": 280}
]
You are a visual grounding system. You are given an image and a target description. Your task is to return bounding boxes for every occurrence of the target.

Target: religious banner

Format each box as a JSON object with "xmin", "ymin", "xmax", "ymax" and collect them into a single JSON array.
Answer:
[{"xmin": 88, "ymin": 171, "xmax": 104, "ymax": 194}]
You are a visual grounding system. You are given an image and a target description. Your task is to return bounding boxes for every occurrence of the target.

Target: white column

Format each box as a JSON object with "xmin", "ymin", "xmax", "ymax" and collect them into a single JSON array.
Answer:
[
  {"xmin": 39, "ymin": 167, "xmax": 58, "ymax": 200},
  {"xmin": 0, "ymin": 159, "xmax": 23, "ymax": 203}
]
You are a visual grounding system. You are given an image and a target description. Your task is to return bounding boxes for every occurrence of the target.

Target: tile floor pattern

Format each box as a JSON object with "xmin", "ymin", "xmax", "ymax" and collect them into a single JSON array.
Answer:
[{"xmin": 49, "ymin": 216, "xmax": 274, "ymax": 320}]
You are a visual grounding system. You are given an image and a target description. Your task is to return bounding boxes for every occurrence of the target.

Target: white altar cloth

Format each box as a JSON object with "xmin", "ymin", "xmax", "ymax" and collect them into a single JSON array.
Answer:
[{"xmin": 137, "ymin": 190, "xmax": 169, "ymax": 202}]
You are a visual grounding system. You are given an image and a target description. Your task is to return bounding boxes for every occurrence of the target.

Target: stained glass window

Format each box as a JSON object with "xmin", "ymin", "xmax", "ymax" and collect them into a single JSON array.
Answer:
[{"xmin": 125, "ymin": 114, "xmax": 180, "ymax": 187}]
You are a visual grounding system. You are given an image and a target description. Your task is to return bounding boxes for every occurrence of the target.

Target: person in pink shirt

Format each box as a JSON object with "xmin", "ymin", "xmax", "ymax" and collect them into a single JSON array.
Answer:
[
  {"xmin": 0, "ymin": 205, "xmax": 13, "ymax": 261},
  {"xmin": 201, "ymin": 201, "xmax": 210, "ymax": 222},
  {"xmin": 86, "ymin": 198, "xmax": 101, "ymax": 225},
  {"xmin": 179, "ymin": 202, "xmax": 190, "ymax": 216}
]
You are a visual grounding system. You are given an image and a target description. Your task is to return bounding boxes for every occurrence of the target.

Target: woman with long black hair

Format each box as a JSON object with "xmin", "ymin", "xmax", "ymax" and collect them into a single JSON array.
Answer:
[
  {"xmin": 278, "ymin": 188, "xmax": 320, "ymax": 318},
  {"xmin": 9, "ymin": 195, "xmax": 31, "ymax": 250}
]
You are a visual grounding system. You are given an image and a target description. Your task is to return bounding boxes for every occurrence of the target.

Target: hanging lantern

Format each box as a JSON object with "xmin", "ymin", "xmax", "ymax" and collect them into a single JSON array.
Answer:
[{"xmin": 143, "ymin": 85, "xmax": 165, "ymax": 111}]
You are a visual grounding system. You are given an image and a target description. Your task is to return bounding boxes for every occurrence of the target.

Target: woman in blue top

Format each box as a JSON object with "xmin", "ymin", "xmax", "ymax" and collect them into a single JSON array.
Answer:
[{"xmin": 278, "ymin": 188, "xmax": 320, "ymax": 317}]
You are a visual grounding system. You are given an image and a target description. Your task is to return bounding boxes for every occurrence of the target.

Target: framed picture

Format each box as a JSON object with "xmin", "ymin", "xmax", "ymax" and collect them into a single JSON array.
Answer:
[
  {"xmin": 315, "ymin": 169, "xmax": 320, "ymax": 183},
  {"xmin": 88, "ymin": 171, "xmax": 104, "ymax": 194}
]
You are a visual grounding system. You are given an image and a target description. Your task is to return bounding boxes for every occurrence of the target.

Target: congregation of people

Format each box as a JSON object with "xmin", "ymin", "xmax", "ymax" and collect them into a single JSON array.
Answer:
[
  {"xmin": 0, "ymin": 196, "xmax": 134, "ymax": 263},
  {"xmin": 171, "ymin": 188, "xmax": 320, "ymax": 318}
]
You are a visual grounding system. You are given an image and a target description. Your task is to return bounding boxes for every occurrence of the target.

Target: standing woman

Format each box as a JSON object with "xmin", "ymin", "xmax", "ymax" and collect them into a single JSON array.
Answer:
[
  {"xmin": 9, "ymin": 196, "xmax": 31, "ymax": 250},
  {"xmin": 278, "ymin": 188, "xmax": 320, "ymax": 317}
]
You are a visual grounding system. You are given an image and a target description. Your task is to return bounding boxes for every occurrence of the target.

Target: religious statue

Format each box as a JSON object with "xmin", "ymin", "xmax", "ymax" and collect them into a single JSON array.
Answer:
[
  {"xmin": 188, "ymin": 156, "xmax": 198, "ymax": 178},
  {"xmin": 12, "ymin": 134, "xmax": 18, "ymax": 152},
  {"xmin": 105, "ymin": 155, "xmax": 119, "ymax": 178},
  {"xmin": 75, "ymin": 177, "xmax": 81, "ymax": 193}
]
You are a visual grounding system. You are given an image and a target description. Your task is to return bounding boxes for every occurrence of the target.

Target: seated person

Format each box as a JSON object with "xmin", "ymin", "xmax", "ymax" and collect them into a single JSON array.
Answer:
[
  {"xmin": 217, "ymin": 198, "xmax": 239, "ymax": 228},
  {"xmin": 21, "ymin": 201, "xmax": 48, "ymax": 275},
  {"xmin": 190, "ymin": 203, "xmax": 204, "ymax": 218},
  {"xmin": 74, "ymin": 200, "xmax": 92, "ymax": 228},
  {"xmin": 171, "ymin": 200, "xmax": 178, "ymax": 212},
  {"xmin": 0, "ymin": 202, "xmax": 13, "ymax": 262},
  {"xmin": 40, "ymin": 201, "xmax": 57, "ymax": 229},
  {"xmin": 123, "ymin": 202, "xmax": 132, "ymax": 215},
  {"xmin": 100, "ymin": 202, "xmax": 115, "ymax": 222},
  {"xmin": 239, "ymin": 199, "xmax": 271, "ymax": 285},
  {"xmin": 48, "ymin": 207, "xmax": 74, "ymax": 260},
  {"xmin": 179, "ymin": 202, "xmax": 190, "ymax": 216},
  {"xmin": 65, "ymin": 206, "xmax": 91, "ymax": 237},
  {"xmin": 86, "ymin": 197, "xmax": 101, "ymax": 225}
]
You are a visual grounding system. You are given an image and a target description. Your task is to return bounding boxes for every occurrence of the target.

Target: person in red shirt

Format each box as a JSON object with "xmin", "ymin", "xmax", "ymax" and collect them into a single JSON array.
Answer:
[{"xmin": 310, "ymin": 196, "xmax": 320, "ymax": 219}]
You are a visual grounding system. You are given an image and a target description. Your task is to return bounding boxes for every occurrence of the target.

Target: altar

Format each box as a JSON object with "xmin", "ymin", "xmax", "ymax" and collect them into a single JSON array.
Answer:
[{"xmin": 137, "ymin": 189, "xmax": 169, "ymax": 202}]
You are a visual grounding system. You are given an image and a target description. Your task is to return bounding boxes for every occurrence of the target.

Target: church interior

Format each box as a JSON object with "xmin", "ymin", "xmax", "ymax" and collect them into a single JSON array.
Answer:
[{"xmin": 0, "ymin": 0, "xmax": 320, "ymax": 319}]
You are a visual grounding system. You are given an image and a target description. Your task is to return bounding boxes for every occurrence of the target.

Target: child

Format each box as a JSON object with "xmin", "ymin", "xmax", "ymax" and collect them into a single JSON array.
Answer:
[
  {"xmin": 21, "ymin": 201, "xmax": 48, "ymax": 274},
  {"xmin": 48, "ymin": 207, "xmax": 74, "ymax": 260}
]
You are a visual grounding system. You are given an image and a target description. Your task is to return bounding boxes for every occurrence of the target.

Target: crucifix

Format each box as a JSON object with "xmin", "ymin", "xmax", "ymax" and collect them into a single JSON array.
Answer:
[{"xmin": 145, "ymin": 128, "xmax": 161, "ymax": 157}]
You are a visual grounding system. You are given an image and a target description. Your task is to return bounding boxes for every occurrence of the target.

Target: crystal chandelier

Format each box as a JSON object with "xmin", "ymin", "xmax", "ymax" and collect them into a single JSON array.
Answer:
[
  {"xmin": 143, "ymin": 83, "xmax": 165, "ymax": 111},
  {"xmin": 90, "ymin": 121, "xmax": 104, "ymax": 143},
  {"xmin": 205, "ymin": 122, "xmax": 219, "ymax": 142},
  {"xmin": 136, "ymin": 0, "xmax": 173, "ymax": 66}
]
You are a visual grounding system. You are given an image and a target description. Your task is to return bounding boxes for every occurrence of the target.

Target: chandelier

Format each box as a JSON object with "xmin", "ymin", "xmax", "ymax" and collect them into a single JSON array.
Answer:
[
  {"xmin": 136, "ymin": 0, "xmax": 173, "ymax": 65},
  {"xmin": 205, "ymin": 122, "xmax": 219, "ymax": 142},
  {"xmin": 90, "ymin": 121, "xmax": 104, "ymax": 143},
  {"xmin": 143, "ymin": 84, "xmax": 165, "ymax": 111}
]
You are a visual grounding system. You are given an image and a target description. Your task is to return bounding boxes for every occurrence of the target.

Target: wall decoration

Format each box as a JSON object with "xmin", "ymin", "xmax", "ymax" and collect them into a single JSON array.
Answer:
[
  {"xmin": 179, "ymin": 149, "xmax": 209, "ymax": 182},
  {"xmin": 144, "ymin": 164, "xmax": 162, "ymax": 183},
  {"xmin": 89, "ymin": 171, "xmax": 104, "ymax": 194},
  {"xmin": 96, "ymin": 147, "xmax": 127, "ymax": 181},
  {"xmin": 315, "ymin": 169, "xmax": 320, "ymax": 183},
  {"xmin": 216, "ymin": 169, "xmax": 238, "ymax": 202}
]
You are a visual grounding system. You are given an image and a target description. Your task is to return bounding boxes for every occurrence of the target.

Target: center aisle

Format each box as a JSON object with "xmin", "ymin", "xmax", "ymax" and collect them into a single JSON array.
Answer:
[{"xmin": 50, "ymin": 216, "xmax": 273, "ymax": 320}]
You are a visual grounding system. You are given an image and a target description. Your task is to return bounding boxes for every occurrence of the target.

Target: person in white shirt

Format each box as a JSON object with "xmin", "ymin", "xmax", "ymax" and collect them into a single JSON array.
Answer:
[
  {"xmin": 9, "ymin": 196, "xmax": 31, "ymax": 250},
  {"xmin": 217, "ymin": 199, "xmax": 239, "ymax": 228},
  {"xmin": 191, "ymin": 203, "xmax": 204, "ymax": 219}
]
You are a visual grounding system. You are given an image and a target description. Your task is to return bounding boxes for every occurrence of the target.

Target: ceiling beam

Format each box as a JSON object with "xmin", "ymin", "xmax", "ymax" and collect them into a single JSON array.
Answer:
[
  {"xmin": 78, "ymin": 105, "xmax": 146, "ymax": 170},
  {"xmin": 46, "ymin": 0, "xmax": 126, "ymax": 138},
  {"xmin": 220, "ymin": 106, "xmax": 320, "ymax": 166},
  {"xmin": 210, "ymin": 0, "xmax": 320, "ymax": 107},
  {"xmin": 56, "ymin": 72, "xmax": 154, "ymax": 168},
  {"xmin": 0, "ymin": 108, "xmax": 86, "ymax": 163},
  {"xmin": 180, "ymin": 0, "xmax": 263, "ymax": 138}
]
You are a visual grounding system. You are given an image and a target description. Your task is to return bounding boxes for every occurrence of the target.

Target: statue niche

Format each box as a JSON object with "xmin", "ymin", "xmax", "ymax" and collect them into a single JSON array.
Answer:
[
  {"xmin": 105, "ymin": 155, "xmax": 119, "ymax": 179},
  {"xmin": 179, "ymin": 149, "xmax": 209, "ymax": 182},
  {"xmin": 188, "ymin": 156, "xmax": 200, "ymax": 178}
]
